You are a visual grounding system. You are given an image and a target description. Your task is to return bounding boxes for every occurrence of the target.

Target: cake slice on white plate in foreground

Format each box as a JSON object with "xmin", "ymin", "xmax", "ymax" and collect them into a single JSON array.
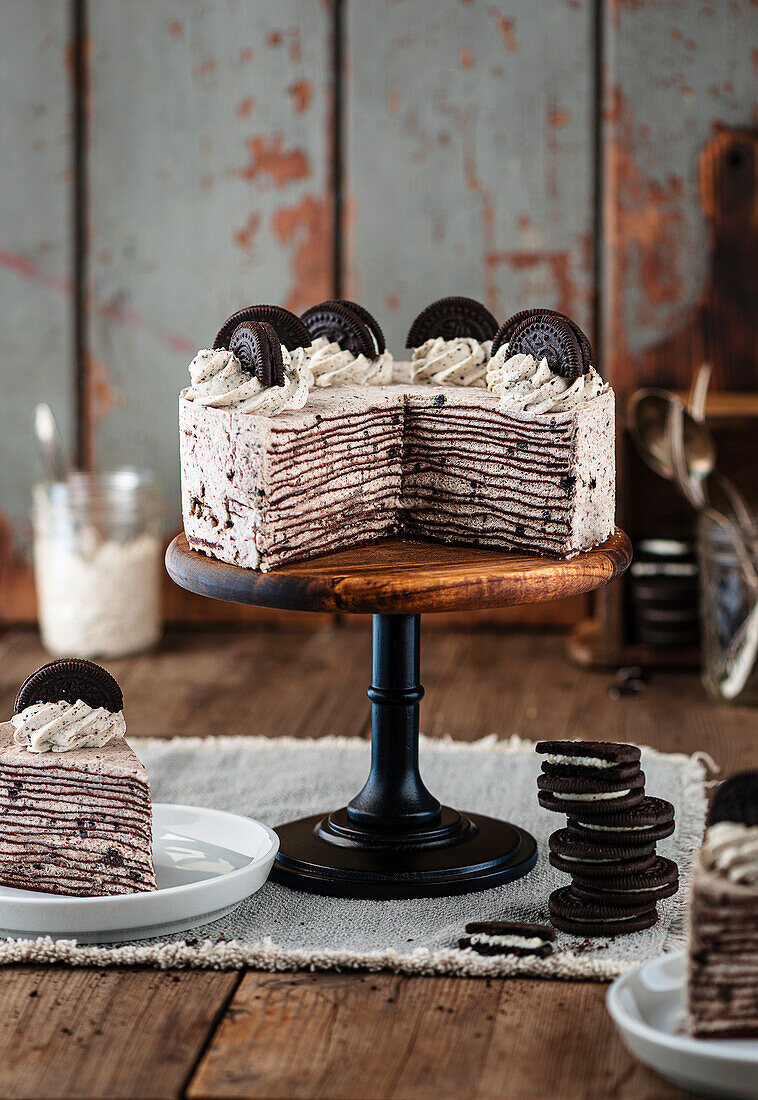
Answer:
[{"xmin": 0, "ymin": 658, "xmax": 156, "ymax": 896}]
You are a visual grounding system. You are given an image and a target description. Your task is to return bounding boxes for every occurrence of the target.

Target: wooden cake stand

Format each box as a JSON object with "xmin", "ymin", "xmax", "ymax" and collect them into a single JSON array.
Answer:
[{"xmin": 166, "ymin": 530, "xmax": 631, "ymax": 899}]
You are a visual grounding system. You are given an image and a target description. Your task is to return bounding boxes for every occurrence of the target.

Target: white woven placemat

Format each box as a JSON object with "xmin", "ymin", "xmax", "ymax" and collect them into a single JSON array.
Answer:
[{"xmin": 0, "ymin": 734, "xmax": 709, "ymax": 979}]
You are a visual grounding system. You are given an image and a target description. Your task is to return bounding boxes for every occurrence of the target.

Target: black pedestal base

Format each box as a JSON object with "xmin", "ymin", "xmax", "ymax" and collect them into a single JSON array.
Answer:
[{"xmin": 271, "ymin": 807, "xmax": 537, "ymax": 899}]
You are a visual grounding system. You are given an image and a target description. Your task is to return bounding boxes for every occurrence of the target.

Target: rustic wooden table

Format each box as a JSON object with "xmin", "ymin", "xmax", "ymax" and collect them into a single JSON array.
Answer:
[{"xmin": 0, "ymin": 624, "xmax": 753, "ymax": 1100}]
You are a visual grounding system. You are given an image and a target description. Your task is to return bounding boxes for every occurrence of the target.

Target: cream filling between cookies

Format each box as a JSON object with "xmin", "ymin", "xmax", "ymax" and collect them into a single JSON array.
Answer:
[
  {"xmin": 581, "ymin": 822, "xmax": 652, "ymax": 832},
  {"xmin": 570, "ymin": 912, "xmax": 646, "ymax": 923},
  {"xmin": 466, "ymin": 934, "xmax": 546, "ymax": 949},
  {"xmin": 555, "ymin": 789, "xmax": 632, "ymax": 802},
  {"xmin": 558, "ymin": 854, "xmax": 628, "ymax": 863},
  {"xmin": 11, "ymin": 699, "xmax": 126, "ymax": 753},
  {"xmin": 543, "ymin": 754, "xmax": 619, "ymax": 769}
]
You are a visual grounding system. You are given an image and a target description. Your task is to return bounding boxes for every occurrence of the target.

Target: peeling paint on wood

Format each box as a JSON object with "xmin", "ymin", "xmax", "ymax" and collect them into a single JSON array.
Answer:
[{"xmin": 345, "ymin": 0, "xmax": 595, "ymax": 353}]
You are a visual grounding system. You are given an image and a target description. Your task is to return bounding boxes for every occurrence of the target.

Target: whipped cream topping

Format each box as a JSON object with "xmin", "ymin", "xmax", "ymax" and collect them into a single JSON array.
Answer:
[
  {"xmin": 292, "ymin": 336, "xmax": 393, "ymax": 387},
  {"xmin": 183, "ymin": 348, "xmax": 312, "ymax": 417},
  {"xmin": 702, "ymin": 821, "xmax": 758, "ymax": 884},
  {"xmin": 543, "ymin": 754, "xmax": 617, "ymax": 769},
  {"xmin": 411, "ymin": 338, "xmax": 492, "ymax": 387},
  {"xmin": 466, "ymin": 933, "xmax": 546, "ymax": 949},
  {"xmin": 11, "ymin": 699, "xmax": 126, "ymax": 754},
  {"xmin": 555, "ymin": 789, "xmax": 631, "ymax": 802},
  {"xmin": 486, "ymin": 345, "xmax": 606, "ymax": 416}
]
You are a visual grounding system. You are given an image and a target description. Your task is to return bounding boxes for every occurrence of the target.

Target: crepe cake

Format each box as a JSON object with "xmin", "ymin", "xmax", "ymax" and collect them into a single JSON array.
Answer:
[
  {"xmin": 179, "ymin": 299, "xmax": 615, "ymax": 571},
  {"xmin": 688, "ymin": 772, "xmax": 758, "ymax": 1038},
  {"xmin": 0, "ymin": 659, "xmax": 156, "ymax": 896}
]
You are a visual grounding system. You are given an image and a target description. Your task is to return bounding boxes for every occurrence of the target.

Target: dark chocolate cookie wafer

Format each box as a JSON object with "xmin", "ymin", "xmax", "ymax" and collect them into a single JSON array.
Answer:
[
  {"xmin": 549, "ymin": 885, "xmax": 658, "ymax": 937},
  {"xmin": 213, "ymin": 305, "xmax": 311, "ymax": 352},
  {"xmin": 301, "ymin": 301, "xmax": 376, "ymax": 358},
  {"xmin": 338, "ymin": 300, "xmax": 386, "ymax": 354},
  {"xmin": 506, "ymin": 313, "xmax": 584, "ymax": 381},
  {"xmin": 229, "ymin": 320, "xmax": 284, "ymax": 386},
  {"xmin": 491, "ymin": 308, "xmax": 593, "ymax": 368},
  {"xmin": 537, "ymin": 740, "xmax": 641, "ymax": 781},
  {"xmin": 708, "ymin": 771, "xmax": 758, "ymax": 827},
  {"xmin": 538, "ymin": 770, "xmax": 645, "ymax": 816},
  {"xmin": 14, "ymin": 659, "xmax": 123, "ymax": 714},
  {"xmin": 567, "ymin": 796, "xmax": 675, "ymax": 845},
  {"xmin": 571, "ymin": 857, "xmax": 679, "ymax": 908},
  {"xmin": 405, "ymin": 296, "xmax": 499, "ymax": 347},
  {"xmin": 548, "ymin": 828, "xmax": 656, "ymax": 878},
  {"xmin": 458, "ymin": 921, "xmax": 554, "ymax": 958}
]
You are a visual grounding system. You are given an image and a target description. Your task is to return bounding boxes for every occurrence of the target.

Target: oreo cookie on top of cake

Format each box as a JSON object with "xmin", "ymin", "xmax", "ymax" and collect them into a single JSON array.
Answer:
[
  {"xmin": 180, "ymin": 298, "xmax": 615, "ymax": 570},
  {"xmin": 0, "ymin": 659, "xmax": 156, "ymax": 896},
  {"xmin": 688, "ymin": 772, "xmax": 758, "ymax": 1038}
]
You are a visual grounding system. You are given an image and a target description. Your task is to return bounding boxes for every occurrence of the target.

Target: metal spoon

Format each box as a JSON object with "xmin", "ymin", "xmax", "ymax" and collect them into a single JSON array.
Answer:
[{"xmin": 33, "ymin": 403, "xmax": 69, "ymax": 483}]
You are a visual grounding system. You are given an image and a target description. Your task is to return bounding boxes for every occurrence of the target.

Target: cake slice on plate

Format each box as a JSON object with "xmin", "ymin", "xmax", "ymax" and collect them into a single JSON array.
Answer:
[
  {"xmin": 0, "ymin": 658, "xmax": 156, "ymax": 896},
  {"xmin": 179, "ymin": 299, "xmax": 615, "ymax": 571},
  {"xmin": 688, "ymin": 772, "xmax": 758, "ymax": 1038}
]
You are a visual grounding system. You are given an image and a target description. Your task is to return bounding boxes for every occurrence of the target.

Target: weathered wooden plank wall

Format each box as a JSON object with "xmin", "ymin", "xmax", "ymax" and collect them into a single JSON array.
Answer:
[
  {"xmin": 346, "ymin": 0, "xmax": 596, "ymax": 354},
  {"xmin": 0, "ymin": 2, "xmax": 73, "ymax": 614},
  {"xmin": 1, "ymin": 0, "xmax": 756, "ymax": 627}
]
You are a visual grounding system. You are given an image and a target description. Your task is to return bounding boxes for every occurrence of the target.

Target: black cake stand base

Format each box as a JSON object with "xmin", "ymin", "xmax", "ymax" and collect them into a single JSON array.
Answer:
[{"xmin": 165, "ymin": 532, "xmax": 631, "ymax": 899}]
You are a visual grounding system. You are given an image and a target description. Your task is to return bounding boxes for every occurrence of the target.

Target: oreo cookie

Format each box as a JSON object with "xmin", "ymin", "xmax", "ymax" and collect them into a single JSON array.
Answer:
[
  {"xmin": 300, "ymin": 300, "xmax": 376, "ymax": 358},
  {"xmin": 538, "ymin": 770, "xmax": 645, "ymax": 816},
  {"xmin": 708, "ymin": 771, "xmax": 758, "ymax": 827},
  {"xmin": 229, "ymin": 320, "xmax": 284, "ymax": 386},
  {"xmin": 14, "ymin": 659, "xmax": 123, "ymax": 715},
  {"xmin": 213, "ymin": 305, "xmax": 311, "ymax": 353},
  {"xmin": 567, "ymin": 796, "xmax": 675, "ymax": 845},
  {"xmin": 571, "ymin": 857, "xmax": 679, "ymax": 908},
  {"xmin": 458, "ymin": 921, "xmax": 554, "ymax": 958},
  {"xmin": 537, "ymin": 740, "xmax": 641, "ymax": 782},
  {"xmin": 405, "ymin": 296, "xmax": 499, "ymax": 348},
  {"xmin": 506, "ymin": 313, "xmax": 585, "ymax": 381},
  {"xmin": 491, "ymin": 308, "xmax": 593, "ymax": 369},
  {"xmin": 548, "ymin": 828, "xmax": 656, "ymax": 878},
  {"xmin": 337, "ymin": 300, "xmax": 386, "ymax": 354},
  {"xmin": 549, "ymin": 885, "xmax": 658, "ymax": 937}
]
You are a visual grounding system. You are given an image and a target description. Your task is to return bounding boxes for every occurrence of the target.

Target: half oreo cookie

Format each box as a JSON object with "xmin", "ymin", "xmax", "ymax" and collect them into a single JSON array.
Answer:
[
  {"xmin": 458, "ymin": 921, "xmax": 555, "ymax": 958},
  {"xmin": 491, "ymin": 308, "xmax": 593, "ymax": 369},
  {"xmin": 505, "ymin": 313, "xmax": 585, "ymax": 381},
  {"xmin": 229, "ymin": 320, "xmax": 285, "ymax": 386},
  {"xmin": 213, "ymin": 305, "xmax": 311, "ymax": 353},
  {"xmin": 538, "ymin": 770, "xmax": 645, "ymax": 816},
  {"xmin": 337, "ymin": 300, "xmax": 386, "ymax": 354},
  {"xmin": 14, "ymin": 659, "xmax": 124, "ymax": 715},
  {"xmin": 405, "ymin": 296, "xmax": 499, "ymax": 348},
  {"xmin": 300, "ymin": 300, "xmax": 377, "ymax": 358},
  {"xmin": 549, "ymin": 885, "xmax": 658, "ymax": 937},
  {"xmin": 567, "ymin": 796, "xmax": 675, "ymax": 845},
  {"xmin": 548, "ymin": 828, "xmax": 656, "ymax": 878}
]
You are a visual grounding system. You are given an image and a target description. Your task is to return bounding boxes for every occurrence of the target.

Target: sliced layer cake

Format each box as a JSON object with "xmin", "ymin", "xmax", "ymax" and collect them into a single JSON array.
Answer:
[
  {"xmin": 180, "ymin": 300, "xmax": 615, "ymax": 571},
  {"xmin": 0, "ymin": 659, "xmax": 156, "ymax": 896}
]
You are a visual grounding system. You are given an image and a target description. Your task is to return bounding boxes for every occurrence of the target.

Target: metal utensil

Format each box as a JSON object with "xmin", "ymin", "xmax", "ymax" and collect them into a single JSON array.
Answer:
[
  {"xmin": 33, "ymin": 403, "xmax": 69, "ymax": 483},
  {"xmin": 627, "ymin": 387, "xmax": 717, "ymax": 487}
]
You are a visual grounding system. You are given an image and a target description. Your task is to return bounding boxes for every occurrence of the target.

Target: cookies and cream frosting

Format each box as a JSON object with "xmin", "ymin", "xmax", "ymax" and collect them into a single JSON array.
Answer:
[
  {"xmin": 183, "ymin": 347, "xmax": 313, "ymax": 417},
  {"xmin": 411, "ymin": 337, "xmax": 492, "ymax": 387},
  {"xmin": 486, "ymin": 345, "xmax": 606, "ymax": 416},
  {"xmin": 701, "ymin": 821, "xmax": 758, "ymax": 884},
  {"xmin": 292, "ymin": 337, "xmax": 394, "ymax": 387},
  {"xmin": 11, "ymin": 699, "xmax": 126, "ymax": 754}
]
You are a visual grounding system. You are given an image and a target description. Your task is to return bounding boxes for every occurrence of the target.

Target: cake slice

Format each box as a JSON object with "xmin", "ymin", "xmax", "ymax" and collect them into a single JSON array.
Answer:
[
  {"xmin": 0, "ymin": 659, "xmax": 156, "ymax": 896},
  {"xmin": 687, "ymin": 772, "xmax": 758, "ymax": 1038}
]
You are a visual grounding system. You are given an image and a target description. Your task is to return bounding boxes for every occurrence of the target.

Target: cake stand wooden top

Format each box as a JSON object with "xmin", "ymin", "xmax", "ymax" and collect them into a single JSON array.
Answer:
[{"xmin": 166, "ymin": 529, "xmax": 631, "ymax": 615}]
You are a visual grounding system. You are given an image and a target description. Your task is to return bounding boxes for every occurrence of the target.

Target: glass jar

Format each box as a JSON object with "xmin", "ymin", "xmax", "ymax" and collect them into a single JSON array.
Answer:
[
  {"xmin": 33, "ymin": 468, "xmax": 164, "ymax": 659},
  {"xmin": 698, "ymin": 511, "xmax": 758, "ymax": 704}
]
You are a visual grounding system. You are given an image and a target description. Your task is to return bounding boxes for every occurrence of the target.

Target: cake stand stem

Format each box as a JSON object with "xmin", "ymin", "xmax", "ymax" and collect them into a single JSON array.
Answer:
[{"xmin": 347, "ymin": 614, "xmax": 441, "ymax": 829}]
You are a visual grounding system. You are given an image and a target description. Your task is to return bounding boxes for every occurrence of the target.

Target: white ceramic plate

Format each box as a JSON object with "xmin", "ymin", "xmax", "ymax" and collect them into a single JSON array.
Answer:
[
  {"xmin": 608, "ymin": 950, "xmax": 758, "ymax": 1098},
  {"xmin": 0, "ymin": 803, "xmax": 278, "ymax": 944}
]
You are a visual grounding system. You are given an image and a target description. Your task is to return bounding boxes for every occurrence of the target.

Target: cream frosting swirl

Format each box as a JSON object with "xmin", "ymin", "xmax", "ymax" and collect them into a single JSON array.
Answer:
[
  {"xmin": 486, "ymin": 345, "xmax": 606, "ymax": 417},
  {"xmin": 411, "ymin": 338, "xmax": 492, "ymax": 387},
  {"xmin": 291, "ymin": 337, "xmax": 393, "ymax": 387},
  {"xmin": 11, "ymin": 699, "xmax": 126, "ymax": 754},
  {"xmin": 702, "ymin": 821, "xmax": 758, "ymax": 884},
  {"xmin": 183, "ymin": 347, "xmax": 312, "ymax": 416}
]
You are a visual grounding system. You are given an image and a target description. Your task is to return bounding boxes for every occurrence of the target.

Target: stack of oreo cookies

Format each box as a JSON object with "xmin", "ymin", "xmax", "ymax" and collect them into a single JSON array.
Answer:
[{"xmin": 536, "ymin": 741, "xmax": 678, "ymax": 936}]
